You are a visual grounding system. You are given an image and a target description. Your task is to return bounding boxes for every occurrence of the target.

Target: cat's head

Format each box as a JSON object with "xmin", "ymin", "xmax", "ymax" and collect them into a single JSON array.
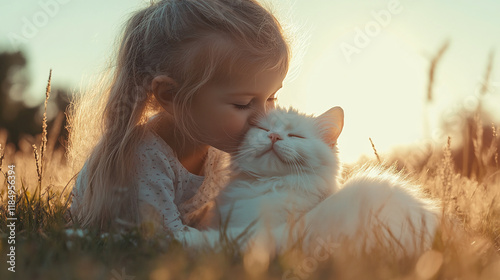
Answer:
[{"xmin": 233, "ymin": 106, "xmax": 344, "ymax": 177}]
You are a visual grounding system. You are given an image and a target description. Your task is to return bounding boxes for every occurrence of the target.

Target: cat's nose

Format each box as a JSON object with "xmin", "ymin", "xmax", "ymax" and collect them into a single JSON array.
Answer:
[{"xmin": 269, "ymin": 133, "xmax": 282, "ymax": 144}]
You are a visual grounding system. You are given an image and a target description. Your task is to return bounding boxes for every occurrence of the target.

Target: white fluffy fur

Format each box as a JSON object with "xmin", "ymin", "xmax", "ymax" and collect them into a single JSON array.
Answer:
[
  {"xmin": 175, "ymin": 106, "xmax": 440, "ymax": 258},
  {"xmin": 278, "ymin": 167, "xmax": 441, "ymax": 257}
]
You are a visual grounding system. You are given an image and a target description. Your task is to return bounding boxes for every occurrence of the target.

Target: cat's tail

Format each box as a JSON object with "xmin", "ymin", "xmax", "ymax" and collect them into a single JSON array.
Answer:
[{"xmin": 279, "ymin": 170, "xmax": 441, "ymax": 258}]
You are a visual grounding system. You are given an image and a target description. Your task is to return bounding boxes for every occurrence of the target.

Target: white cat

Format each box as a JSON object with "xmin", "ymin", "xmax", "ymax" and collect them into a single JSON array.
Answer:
[
  {"xmin": 175, "ymin": 106, "xmax": 440, "ymax": 258},
  {"xmin": 210, "ymin": 106, "xmax": 344, "ymax": 229}
]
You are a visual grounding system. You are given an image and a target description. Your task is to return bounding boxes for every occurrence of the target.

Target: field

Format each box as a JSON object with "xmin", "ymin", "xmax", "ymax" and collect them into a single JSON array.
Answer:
[{"xmin": 1, "ymin": 75, "xmax": 500, "ymax": 280}]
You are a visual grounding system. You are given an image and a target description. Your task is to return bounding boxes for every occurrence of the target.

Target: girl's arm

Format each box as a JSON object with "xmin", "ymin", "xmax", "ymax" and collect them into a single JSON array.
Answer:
[
  {"xmin": 138, "ymin": 182, "xmax": 185, "ymax": 232},
  {"xmin": 133, "ymin": 135, "xmax": 191, "ymax": 235}
]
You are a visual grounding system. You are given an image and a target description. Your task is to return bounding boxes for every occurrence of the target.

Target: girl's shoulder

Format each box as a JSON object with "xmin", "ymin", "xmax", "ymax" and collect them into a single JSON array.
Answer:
[
  {"xmin": 136, "ymin": 115, "xmax": 187, "ymax": 172},
  {"xmin": 135, "ymin": 126, "xmax": 186, "ymax": 180},
  {"xmin": 138, "ymin": 126, "xmax": 176, "ymax": 160}
]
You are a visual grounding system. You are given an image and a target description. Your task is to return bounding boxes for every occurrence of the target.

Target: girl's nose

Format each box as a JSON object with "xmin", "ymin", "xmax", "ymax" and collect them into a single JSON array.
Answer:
[{"xmin": 269, "ymin": 133, "xmax": 282, "ymax": 144}]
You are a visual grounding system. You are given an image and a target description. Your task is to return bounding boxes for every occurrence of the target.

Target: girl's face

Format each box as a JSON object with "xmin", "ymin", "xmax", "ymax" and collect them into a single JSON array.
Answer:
[{"xmin": 189, "ymin": 67, "xmax": 286, "ymax": 154}]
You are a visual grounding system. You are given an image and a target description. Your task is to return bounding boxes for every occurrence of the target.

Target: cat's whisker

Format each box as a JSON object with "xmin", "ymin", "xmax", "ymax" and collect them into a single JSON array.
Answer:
[
  {"xmin": 290, "ymin": 161, "xmax": 301, "ymax": 177},
  {"xmin": 291, "ymin": 160, "xmax": 310, "ymax": 187},
  {"xmin": 294, "ymin": 153, "xmax": 317, "ymax": 180}
]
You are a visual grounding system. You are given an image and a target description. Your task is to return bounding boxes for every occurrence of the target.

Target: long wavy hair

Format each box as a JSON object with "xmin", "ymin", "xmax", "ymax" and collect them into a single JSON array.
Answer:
[{"xmin": 66, "ymin": 0, "xmax": 291, "ymax": 233}]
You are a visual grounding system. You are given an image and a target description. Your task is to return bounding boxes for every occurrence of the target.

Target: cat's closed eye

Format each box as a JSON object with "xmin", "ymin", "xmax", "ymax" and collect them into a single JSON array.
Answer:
[
  {"xmin": 256, "ymin": 126, "xmax": 270, "ymax": 132},
  {"xmin": 288, "ymin": 134, "xmax": 305, "ymax": 139}
]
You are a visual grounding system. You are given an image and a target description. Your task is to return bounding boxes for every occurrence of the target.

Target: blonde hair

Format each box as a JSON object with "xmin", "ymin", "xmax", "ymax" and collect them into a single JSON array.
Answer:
[{"xmin": 66, "ymin": 0, "xmax": 290, "ymax": 233}]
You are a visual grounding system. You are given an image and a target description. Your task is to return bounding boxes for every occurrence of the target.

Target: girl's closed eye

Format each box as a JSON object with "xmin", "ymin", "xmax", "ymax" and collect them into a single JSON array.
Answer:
[
  {"xmin": 233, "ymin": 103, "xmax": 251, "ymax": 110},
  {"xmin": 233, "ymin": 97, "xmax": 278, "ymax": 110}
]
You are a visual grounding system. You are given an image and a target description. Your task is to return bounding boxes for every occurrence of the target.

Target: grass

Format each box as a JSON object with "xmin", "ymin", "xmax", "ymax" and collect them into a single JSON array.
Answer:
[{"xmin": 1, "ymin": 63, "xmax": 500, "ymax": 280}]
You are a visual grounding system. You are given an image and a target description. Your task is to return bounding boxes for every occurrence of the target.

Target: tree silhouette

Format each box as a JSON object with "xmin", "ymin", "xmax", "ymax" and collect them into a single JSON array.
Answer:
[{"xmin": 0, "ymin": 50, "xmax": 70, "ymax": 152}]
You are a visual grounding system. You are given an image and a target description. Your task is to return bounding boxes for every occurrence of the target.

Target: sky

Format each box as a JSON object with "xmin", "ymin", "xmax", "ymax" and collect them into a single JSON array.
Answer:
[{"xmin": 1, "ymin": 0, "xmax": 499, "ymax": 163}]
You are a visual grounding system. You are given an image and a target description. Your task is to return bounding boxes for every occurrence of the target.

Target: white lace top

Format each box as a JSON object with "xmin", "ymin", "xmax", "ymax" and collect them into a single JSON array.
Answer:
[{"xmin": 70, "ymin": 118, "xmax": 232, "ymax": 233}]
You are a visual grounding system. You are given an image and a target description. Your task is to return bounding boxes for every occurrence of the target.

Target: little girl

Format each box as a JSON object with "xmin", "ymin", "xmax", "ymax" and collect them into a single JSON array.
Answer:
[{"xmin": 67, "ymin": 0, "xmax": 290, "ymax": 240}]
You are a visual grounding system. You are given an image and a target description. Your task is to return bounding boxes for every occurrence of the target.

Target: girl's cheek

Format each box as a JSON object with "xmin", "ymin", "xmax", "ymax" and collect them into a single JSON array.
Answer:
[{"xmin": 221, "ymin": 113, "xmax": 248, "ymax": 135}]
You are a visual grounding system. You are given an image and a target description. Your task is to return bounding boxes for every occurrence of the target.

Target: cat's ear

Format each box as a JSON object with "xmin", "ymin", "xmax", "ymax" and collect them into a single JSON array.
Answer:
[{"xmin": 315, "ymin": 106, "xmax": 344, "ymax": 146}]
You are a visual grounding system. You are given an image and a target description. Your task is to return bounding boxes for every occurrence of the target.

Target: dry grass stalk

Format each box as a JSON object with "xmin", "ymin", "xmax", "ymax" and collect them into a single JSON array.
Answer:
[
  {"xmin": 29, "ymin": 69, "xmax": 52, "ymax": 204},
  {"xmin": 424, "ymin": 41, "xmax": 449, "ymax": 138},
  {"xmin": 0, "ymin": 143, "xmax": 4, "ymax": 175},
  {"xmin": 40, "ymin": 69, "xmax": 52, "ymax": 186},
  {"xmin": 32, "ymin": 144, "xmax": 42, "ymax": 200},
  {"xmin": 369, "ymin": 137, "xmax": 382, "ymax": 164},
  {"xmin": 472, "ymin": 114, "xmax": 484, "ymax": 179},
  {"xmin": 479, "ymin": 50, "xmax": 495, "ymax": 96},
  {"xmin": 440, "ymin": 136, "xmax": 453, "ymax": 214},
  {"xmin": 427, "ymin": 40, "xmax": 450, "ymax": 102},
  {"xmin": 493, "ymin": 125, "xmax": 499, "ymax": 168},
  {"xmin": 475, "ymin": 51, "xmax": 495, "ymax": 116},
  {"xmin": 484, "ymin": 124, "xmax": 499, "ymax": 172}
]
